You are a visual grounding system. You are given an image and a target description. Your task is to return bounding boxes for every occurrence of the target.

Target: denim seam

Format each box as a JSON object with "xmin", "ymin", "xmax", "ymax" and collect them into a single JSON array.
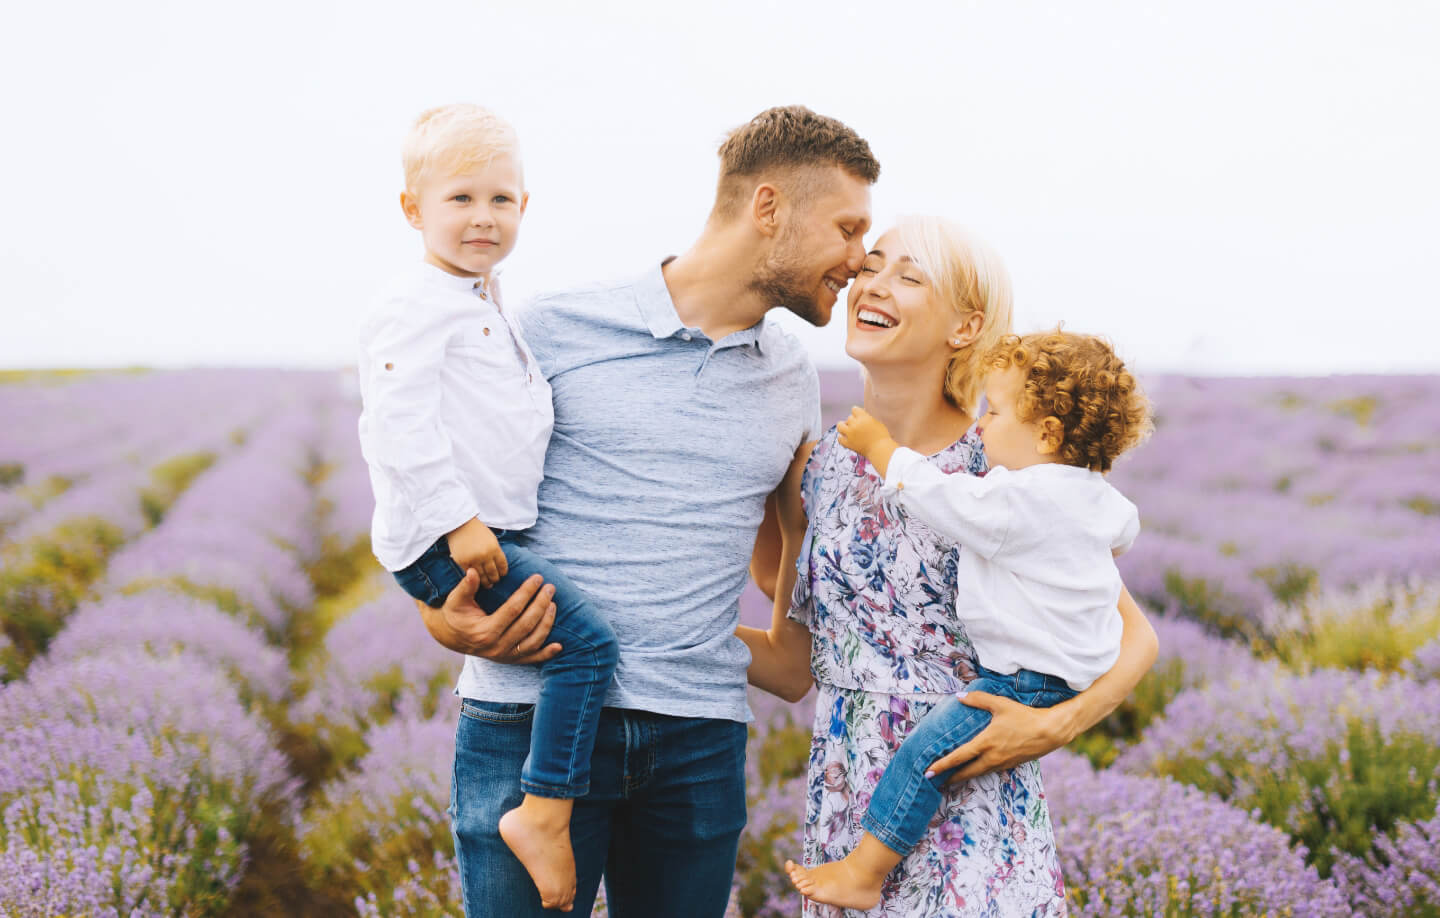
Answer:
[
  {"xmin": 558, "ymin": 634, "xmax": 614, "ymax": 789},
  {"xmin": 450, "ymin": 717, "xmax": 477, "ymax": 918},
  {"xmin": 458, "ymin": 703, "xmax": 533, "ymax": 725},
  {"xmin": 520, "ymin": 777, "xmax": 589, "ymax": 799},
  {"xmin": 412, "ymin": 562, "xmax": 443, "ymax": 607},
  {"xmin": 860, "ymin": 810, "xmax": 913, "ymax": 857}
]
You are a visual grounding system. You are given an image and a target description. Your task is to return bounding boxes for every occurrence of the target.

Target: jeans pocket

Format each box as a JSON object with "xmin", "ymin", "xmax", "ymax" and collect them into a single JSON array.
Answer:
[{"xmin": 459, "ymin": 698, "xmax": 536, "ymax": 724}]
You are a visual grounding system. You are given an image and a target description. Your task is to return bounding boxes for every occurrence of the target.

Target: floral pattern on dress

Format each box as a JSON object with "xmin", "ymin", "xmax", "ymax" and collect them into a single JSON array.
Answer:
[{"xmin": 789, "ymin": 427, "xmax": 1068, "ymax": 918}]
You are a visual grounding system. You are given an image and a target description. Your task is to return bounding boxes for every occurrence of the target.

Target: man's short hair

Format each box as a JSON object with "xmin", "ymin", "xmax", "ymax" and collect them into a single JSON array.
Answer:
[
  {"xmin": 402, "ymin": 104, "xmax": 520, "ymax": 195},
  {"xmin": 713, "ymin": 105, "xmax": 880, "ymax": 218}
]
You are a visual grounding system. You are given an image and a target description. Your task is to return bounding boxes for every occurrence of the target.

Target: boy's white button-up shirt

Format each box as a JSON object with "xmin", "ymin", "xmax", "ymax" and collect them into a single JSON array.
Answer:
[
  {"xmin": 358, "ymin": 262, "xmax": 554, "ymax": 571},
  {"xmin": 882, "ymin": 449, "xmax": 1140, "ymax": 691}
]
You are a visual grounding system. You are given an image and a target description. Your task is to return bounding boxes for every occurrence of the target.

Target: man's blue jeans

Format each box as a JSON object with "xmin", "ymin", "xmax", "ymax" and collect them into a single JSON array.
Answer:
[
  {"xmin": 394, "ymin": 532, "xmax": 618, "ymax": 798},
  {"xmin": 451, "ymin": 701, "xmax": 747, "ymax": 917},
  {"xmin": 862, "ymin": 665, "xmax": 1078, "ymax": 855}
]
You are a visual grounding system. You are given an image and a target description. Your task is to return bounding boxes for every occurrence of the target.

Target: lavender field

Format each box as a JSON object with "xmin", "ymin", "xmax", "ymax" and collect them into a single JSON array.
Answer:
[{"xmin": 1, "ymin": 368, "xmax": 1438, "ymax": 917}]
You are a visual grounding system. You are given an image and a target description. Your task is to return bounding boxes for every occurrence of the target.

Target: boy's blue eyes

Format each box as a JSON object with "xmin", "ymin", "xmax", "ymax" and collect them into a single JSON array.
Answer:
[{"xmin": 450, "ymin": 194, "xmax": 513, "ymax": 204}]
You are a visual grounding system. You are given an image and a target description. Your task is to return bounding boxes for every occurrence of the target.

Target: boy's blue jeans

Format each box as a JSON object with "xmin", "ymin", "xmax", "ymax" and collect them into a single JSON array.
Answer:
[
  {"xmin": 393, "ymin": 531, "xmax": 618, "ymax": 798},
  {"xmin": 862, "ymin": 664, "xmax": 1078, "ymax": 856}
]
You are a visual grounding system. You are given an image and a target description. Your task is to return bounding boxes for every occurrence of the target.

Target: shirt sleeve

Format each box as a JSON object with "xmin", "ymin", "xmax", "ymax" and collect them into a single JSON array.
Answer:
[
  {"xmin": 881, "ymin": 447, "xmax": 1012, "ymax": 559},
  {"xmin": 1112, "ymin": 494, "xmax": 1141, "ymax": 556},
  {"xmin": 803, "ymin": 364, "xmax": 823, "ymax": 442},
  {"xmin": 359, "ymin": 299, "xmax": 480, "ymax": 536}
]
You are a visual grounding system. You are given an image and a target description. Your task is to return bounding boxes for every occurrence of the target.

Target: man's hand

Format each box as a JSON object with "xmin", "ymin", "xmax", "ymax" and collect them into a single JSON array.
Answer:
[
  {"xmin": 416, "ymin": 568, "xmax": 562, "ymax": 664},
  {"xmin": 926, "ymin": 691, "xmax": 1072, "ymax": 783},
  {"xmin": 447, "ymin": 517, "xmax": 508, "ymax": 587},
  {"xmin": 837, "ymin": 406, "xmax": 900, "ymax": 477}
]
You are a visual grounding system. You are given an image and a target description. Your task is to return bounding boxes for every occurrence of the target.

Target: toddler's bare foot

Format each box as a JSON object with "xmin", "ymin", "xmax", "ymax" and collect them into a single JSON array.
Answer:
[
  {"xmin": 786, "ymin": 858, "xmax": 885, "ymax": 911},
  {"xmin": 499, "ymin": 800, "xmax": 576, "ymax": 912}
]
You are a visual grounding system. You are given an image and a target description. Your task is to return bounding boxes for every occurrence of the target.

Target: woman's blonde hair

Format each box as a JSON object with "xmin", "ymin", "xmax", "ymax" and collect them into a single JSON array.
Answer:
[{"xmin": 894, "ymin": 216, "xmax": 1014, "ymax": 415}]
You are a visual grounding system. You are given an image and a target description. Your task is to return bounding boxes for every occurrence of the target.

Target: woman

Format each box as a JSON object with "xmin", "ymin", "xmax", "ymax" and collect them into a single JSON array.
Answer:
[{"xmin": 739, "ymin": 216, "xmax": 1157, "ymax": 915}]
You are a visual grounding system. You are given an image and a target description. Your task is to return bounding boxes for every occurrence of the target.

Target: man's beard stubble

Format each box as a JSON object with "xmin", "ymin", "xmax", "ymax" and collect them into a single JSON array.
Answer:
[{"xmin": 749, "ymin": 233, "xmax": 827, "ymax": 327}]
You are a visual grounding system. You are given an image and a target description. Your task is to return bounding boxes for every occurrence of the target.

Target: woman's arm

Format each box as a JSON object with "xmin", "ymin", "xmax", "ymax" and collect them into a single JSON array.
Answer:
[
  {"xmin": 736, "ymin": 442, "xmax": 816, "ymax": 703},
  {"xmin": 929, "ymin": 583, "xmax": 1158, "ymax": 782},
  {"xmin": 749, "ymin": 491, "xmax": 782, "ymax": 603}
]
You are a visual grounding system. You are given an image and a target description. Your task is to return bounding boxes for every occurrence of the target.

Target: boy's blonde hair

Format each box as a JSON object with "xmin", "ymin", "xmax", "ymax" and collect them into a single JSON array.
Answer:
[
  {"xmin": 402, "ymin": 104, "xmax": 520, "ymax": 194},
  {"xmin": 894, "ymin": 216, "xmax": 1015, "ymax": 416},
  {"xmin": 986, "ymin": 329, "xmax": 1153, "ymax": 473}
]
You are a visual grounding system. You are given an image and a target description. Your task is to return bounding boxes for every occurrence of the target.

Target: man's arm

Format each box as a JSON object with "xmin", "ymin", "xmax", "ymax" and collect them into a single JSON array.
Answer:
[
  {"xmin": 735, "ymin": 442, "xmax": 816, "ymax": 702},
  {"xmin": 928, "ymin": 584, "xmax": 1158, "ymax": 781},
  {"xmin": 418, "ymin": 568, "xmax": 563, "ymax": 664}
]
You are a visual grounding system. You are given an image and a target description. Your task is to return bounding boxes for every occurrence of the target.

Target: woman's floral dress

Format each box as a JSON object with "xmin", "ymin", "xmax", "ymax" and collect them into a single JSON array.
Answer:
[{"xmin": 788, "ymin": 427, "xmax": 1067, "ymax": 918}]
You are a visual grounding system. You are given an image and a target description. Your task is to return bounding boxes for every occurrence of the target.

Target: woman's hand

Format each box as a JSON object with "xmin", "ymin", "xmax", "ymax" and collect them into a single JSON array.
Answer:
[
  {"xmin": 416, "ymin": 568, "xmax": 562, "ymax": 664},
  {"xmin": 927, "ymin": 691, "xmax": 1073, "ymax": 783}
]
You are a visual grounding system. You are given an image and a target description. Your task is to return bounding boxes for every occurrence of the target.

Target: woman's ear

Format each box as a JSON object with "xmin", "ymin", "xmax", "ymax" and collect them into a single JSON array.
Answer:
[
  {"xmin": 949, "ymin": 311, "xmax": 985, "ymax": 349},
  {"xmin": 1037, "ymin": 417, "xmax": 1065, "ymax": 454}
]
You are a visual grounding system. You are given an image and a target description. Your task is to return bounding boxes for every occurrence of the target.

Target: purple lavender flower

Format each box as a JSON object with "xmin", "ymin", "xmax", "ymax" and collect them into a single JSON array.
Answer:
[
  {"xmin": 1331, "ymin": 801, "xmax": 1440, "ymax": 914},
  {"xmin": 1044, "ymin": 750, "xmax": 1350, "ymax": 916},
  {"xmin": 290, "ymin": 583, "xmax": 461, "ymax": 752},
  {"xmin": 45, "ymin": 588, "xmax": 289, "ymax": 703}
]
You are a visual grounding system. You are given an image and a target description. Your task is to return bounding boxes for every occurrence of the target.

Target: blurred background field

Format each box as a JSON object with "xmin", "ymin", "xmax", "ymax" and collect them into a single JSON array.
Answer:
[{"xmin": 2, "ymin": 367, "xmax": 1438, "ymax": 917}]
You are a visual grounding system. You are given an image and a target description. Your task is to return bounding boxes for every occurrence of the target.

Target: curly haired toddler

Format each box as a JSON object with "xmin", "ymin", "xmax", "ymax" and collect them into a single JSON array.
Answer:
[{"xmin": 787, "ymin": 328, "xmax": 1152, "ymax": 910}]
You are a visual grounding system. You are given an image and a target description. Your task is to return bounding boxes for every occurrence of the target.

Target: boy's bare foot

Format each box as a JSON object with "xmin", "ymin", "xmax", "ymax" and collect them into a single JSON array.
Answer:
[
  {"xmin": 785, "ymin": 858, "xmax": 885, "ymax": 911},
  {"xmin": 499, "ymin": 797, "xmax": 576, "ymax": 912}
]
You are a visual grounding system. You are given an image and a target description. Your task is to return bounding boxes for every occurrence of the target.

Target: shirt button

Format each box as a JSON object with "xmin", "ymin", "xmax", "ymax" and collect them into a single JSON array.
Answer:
[
  {"xmin": 896, "ymin": 482, "xmax": 905, "ymax": 490},
  {"xmin": 681, "ymin": 332, "xmax": 692, "ymax": 341},
  {"xmin": 483, "ymin": 327, "xmax": 491, "ymax": 336}
]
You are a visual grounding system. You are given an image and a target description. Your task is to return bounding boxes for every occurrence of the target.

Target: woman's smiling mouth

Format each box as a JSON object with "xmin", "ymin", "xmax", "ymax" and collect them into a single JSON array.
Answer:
[{"xmin": 855, "ymin": 307, "xmax": 898, "ymax": 329}]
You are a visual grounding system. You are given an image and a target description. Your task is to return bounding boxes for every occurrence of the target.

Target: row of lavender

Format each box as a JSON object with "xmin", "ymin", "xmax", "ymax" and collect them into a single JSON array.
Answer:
[
  {"xmin": 0, "ymin": 371, "xmax": 361, "ymax": 914},
  {"xmin": 5, "ymin": 369, "xmax": 1439, "ymax": 915}
]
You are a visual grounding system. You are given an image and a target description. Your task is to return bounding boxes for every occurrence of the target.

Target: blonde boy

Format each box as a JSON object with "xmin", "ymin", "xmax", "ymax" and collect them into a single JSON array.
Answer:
[{"xmin": 358, "ymin": 104, "xmax": 617, "ymax": 913}]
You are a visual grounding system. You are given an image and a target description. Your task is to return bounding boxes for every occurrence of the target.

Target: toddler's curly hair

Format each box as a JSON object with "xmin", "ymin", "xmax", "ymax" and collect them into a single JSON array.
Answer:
[{"xmin": 985, "ymin": 329, "xmax": 1152, "ymax": 473}]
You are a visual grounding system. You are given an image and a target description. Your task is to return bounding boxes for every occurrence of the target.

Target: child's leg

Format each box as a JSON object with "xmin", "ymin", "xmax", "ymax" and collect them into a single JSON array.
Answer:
[
  {"xmin": 473, "ymin": 540, "xmax": 618, "ymax": 913},
  {"xmin": 789, "ymin": 672, "xmax": 1080, "ymax": 910},
  {"xmin": 390, "ymin": 537, "xmax": 464, "ymax": 608}
]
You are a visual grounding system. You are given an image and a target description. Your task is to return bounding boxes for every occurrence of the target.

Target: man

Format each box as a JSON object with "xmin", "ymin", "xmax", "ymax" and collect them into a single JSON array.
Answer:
[{"xmin": 416, "ymin": 105, "xmax": 878, "ymax": 916}]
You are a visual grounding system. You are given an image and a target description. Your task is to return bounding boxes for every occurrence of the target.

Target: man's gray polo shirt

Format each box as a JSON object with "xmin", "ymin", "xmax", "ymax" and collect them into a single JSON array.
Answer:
[{"xmin": 453, "ymin": 260, "xmax": 822, "ymax": 722}]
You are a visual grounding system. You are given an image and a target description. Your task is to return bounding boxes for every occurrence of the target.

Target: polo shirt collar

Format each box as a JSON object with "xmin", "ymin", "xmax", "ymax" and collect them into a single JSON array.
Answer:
[{"xmin": 635, "ymin": 259, "xmax": 767, "ymax": 352}]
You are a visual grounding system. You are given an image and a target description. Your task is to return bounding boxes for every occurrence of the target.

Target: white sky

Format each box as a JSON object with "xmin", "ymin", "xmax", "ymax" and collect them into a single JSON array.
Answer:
[{"xmin": 3, "ymin": 0, "xmax": 1437, "ymax": 375}]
